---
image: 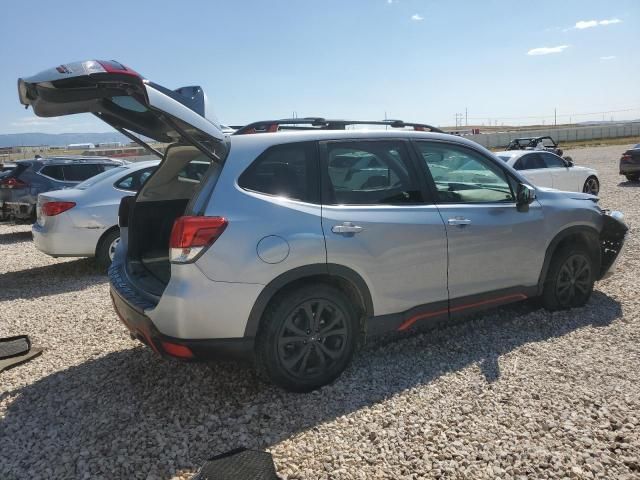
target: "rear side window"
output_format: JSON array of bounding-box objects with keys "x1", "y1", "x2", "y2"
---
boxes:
[
  {"x1": 39, "y1": 165, "x2": 65, "y2": 180},
  {"x1": 63, "y1": 164, "x2": 103, "y2": 181},
  {"x1": 514, "y1": 153, "x2": 546, "y2": 170},
  {"x1": 323, "y1": 140, "x2": 423, "y2": 205},
  {"x1": 238, "y1": 142, "x2": 318, "y2": 203},
  {"x1": 115, "y1": 167, "x2": 156, "y2": 192}
]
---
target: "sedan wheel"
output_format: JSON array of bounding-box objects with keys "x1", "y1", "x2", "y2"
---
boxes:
[
  {"x1": 583, "y1": 176, "x2": 599, "y2": 196},
  {"x1": 108, "y1": 236, "x2": 120, "y2": 261}
]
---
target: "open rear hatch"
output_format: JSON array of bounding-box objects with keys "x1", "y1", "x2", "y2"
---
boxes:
[{"x1": 19, "y1": 60, "x2": 229, "y2": 298}]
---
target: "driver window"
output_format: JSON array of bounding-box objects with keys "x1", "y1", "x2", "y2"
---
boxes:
[
  {"x1": 324, "y1": 141, "x2": 423, "y2": 205},
  {"x1": 416, "y1": 142, "x2": 515, "y2": 203}
]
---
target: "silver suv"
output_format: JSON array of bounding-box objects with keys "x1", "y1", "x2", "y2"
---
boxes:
[{"x1": 19, "y1": 61, "x2": 628, "y2": 391}]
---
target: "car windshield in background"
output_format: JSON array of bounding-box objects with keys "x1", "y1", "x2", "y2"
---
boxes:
[
  {"x1": 634, "y1": 144, "x2": 640, "y2": 149},
  {"x1": 76, "y1": 166, "x2": 128, "y2": 189}
]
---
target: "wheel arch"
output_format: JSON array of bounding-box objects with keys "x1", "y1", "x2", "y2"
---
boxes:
[
  {"x1": 536, "y1": 225, "x2": 601, "y2": 294},
  {"x1": 244, "y1": 264, "x2": 374, "y2": 338}
]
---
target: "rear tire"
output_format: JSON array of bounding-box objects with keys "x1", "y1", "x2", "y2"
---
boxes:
[
  {"x1": 542, "y1": 246, "x2": 594, "y2": 311},
  {"x1": 582, "y1": 176, "x2": 599, "y2": 196},
  {"x1": 255, "y1": 284, "x2": 358, "y2": 392},
  {"x1": 96, "y1": 229, "x2": 120, "y2": 270},
  {"x1": 625, "y1": 174, "x2": 640, "y2": 182}
]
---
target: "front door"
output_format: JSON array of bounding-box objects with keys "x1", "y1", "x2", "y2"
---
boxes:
[
  {"x1": 414, "y1": 141, "x2": 547, "y2": 311},
  {"x1": 513, "y1": 152, "x2": 553, "y2": 188},
  {"x1": 320, "y1": 139, "x2": 449, "y2": 323},
  {"x1": 539, "y1": 152, "x2": 575, "y2": 191}
]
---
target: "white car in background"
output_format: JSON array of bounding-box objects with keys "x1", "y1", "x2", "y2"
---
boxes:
[
  {"x1": 32, "y1": 160, "x2": 159, "y2": 268},
  {"x1": 495, "y1": 150, "x2": 600, "y2": 195}
]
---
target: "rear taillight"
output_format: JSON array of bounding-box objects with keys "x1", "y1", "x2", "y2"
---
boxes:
[
  {"x1": 0, "y1": 177, "x2": 28, "y2": 189},
  {"x1": 97, "y1": 60, "x2": 141, "y2": 78},
  {"x1": 169, "y1": 216, "x2": 228, "y2": 263},
  {"x1": 41, "y1": 201, "x2": 76, "y2": 217},
  {"x1": 621, "y1": 154, "x2": 632, "y2": 162}
]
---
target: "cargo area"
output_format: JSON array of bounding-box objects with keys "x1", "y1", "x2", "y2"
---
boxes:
[{"x1": 124, "y1": 144, "x2": 223, "y2": 296}]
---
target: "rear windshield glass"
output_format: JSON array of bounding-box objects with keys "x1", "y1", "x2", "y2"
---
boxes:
[{"x1": 76, "y1": 166, "x2": 128, "y2": 189}]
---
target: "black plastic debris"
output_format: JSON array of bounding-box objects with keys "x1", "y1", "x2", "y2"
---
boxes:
[
  {"x1": 193, "y1": 448, "x2": 279, "y2": 480},
  {"x1": 0, "y1": 335, "x2": 42, "y2": 372}
]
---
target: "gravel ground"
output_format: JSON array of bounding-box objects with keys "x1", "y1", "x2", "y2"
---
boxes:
[{"x1": 1, "y1": 143, "x2": 639, "y2": 479}]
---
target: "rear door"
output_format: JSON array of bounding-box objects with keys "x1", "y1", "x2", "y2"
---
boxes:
[
  {"x1": 513, "y1": 153, "x2": 552, "y2": 188},
  {"x1": 18, "y1": 60, "x2": 226, "y2": 160},
  {"x1": 320, "y1": 139, "x2": 449, "y2": 324}
]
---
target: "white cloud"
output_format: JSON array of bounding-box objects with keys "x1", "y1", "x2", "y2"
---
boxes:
[
  {"x1": 411, "y1": 14, "x2": 423, "y2": 21},
  {"x1": 572, "y1": 18, "x2": 622, "y2": 29},
  {"x1": 599, "y1": 18, "x2": 622, "y2": 25},
  {"x1": 575, "y1": 20, "x2": 598, "y2": 29},
  {"x1": 527, "y1": 45, "x2": 569, "y2": 56},
  {"x1": 600, "y1": 55, "x2": 616, "y2": 60},
  {"x1": 387, "y1": 0, "x2": 395, "y2": 4}
]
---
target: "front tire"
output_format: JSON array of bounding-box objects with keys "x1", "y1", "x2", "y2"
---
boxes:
[
  {"x1": 582, "y1": 176, "x2": 599, "y2": 196},
  {"x1": 256, "y1": 284, "x2": 358, "y2": 392},
  {"x1": 542, "y1": 246, "x2": 594, "y2": 310},
  {"x1": 96, "y1": 229, "x2": 120, "y2": 270}
]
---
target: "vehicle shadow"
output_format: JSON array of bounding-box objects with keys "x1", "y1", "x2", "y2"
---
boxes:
[
  {"x1": 0, "y1": 230, "x2": 32, "y2": 245},
  {"x1": 0, "y1": 258, "x2": 106, "y2": 301},
  {"x1": 0, "y1": 291, "x2": 622, "y2": 479},
  {"x1": 617, "y1": 180, "x2": 640, "y2": 188}
]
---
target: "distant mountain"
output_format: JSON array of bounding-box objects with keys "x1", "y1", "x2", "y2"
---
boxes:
[{"x1": 0, "y1": 132, "x2": 131, "y2": 148}]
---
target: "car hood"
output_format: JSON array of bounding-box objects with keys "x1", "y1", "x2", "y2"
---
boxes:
[{"x1": 535, "y1": 186, "x2": 598, "y2": 203}]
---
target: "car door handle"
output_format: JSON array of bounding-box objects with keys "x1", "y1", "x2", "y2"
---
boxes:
[
  {"x1": 448, "y1": 217, "x2": 472, "y2": 226},
  {"x1": 331, "y1": 222, "x2": 364, "y2": 234}
]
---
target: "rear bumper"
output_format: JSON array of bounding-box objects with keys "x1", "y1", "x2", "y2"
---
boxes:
[
  {"x1": 110, "y1": 286, "x2": 254, "y2": 361},
  {"x1": 32, "y1": 220, "x2": 100, "y2": 257},
  {"x1": 619, "y1": 162, "x2": 640, "y2": 175},
  {"x1": 1, "y1": 201, "x2": 34, "y2": 220},
  {"x1": 109, "y1": 263, "x2": 255, "y2": 361}
]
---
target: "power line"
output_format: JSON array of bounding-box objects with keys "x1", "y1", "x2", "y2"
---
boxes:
[{"x1": 466, "y1": 106, "x2": 640, "y2": 121}]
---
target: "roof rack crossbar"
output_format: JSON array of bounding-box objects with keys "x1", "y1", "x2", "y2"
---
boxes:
[{"x1": 233, "y1": 118, "x2": 444, "y2": 135}]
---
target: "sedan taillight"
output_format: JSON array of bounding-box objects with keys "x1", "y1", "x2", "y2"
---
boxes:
[
  {"x1": 0, "y1": 177, "x2": 28, "y2": 189},
  {"x1": 169, "y1": 216, "x2": 228, "y2": 263},
  {"x1": 621, "y1": 154, "x2": 632, "y2": 162},
  {"x1": 41, "y1": 201, "x2": 76, "y2": 216}
]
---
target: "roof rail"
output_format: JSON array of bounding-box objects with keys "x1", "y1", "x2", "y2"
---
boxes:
[{"x1": 232, "y1": 118, "x2": 444, "y2": 135}]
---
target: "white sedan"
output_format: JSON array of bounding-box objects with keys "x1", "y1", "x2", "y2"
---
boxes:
[
  {"x1": 495, "y1": 150, "x2": 599, "y2": 195},
  {"x1": 32, "y1": 160, "x2": 159, "y2": 268}
]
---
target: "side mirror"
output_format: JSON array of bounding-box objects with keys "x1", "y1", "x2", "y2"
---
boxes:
[
  {"x1": 516, "y1": 183, "x2": 536, "y2": 212},
  {"x1": 564, "y1": 157, "x2": 574, "y2": 167}
]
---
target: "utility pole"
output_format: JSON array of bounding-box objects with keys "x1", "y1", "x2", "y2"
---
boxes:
[
  {"x1": 465, "y1": 107, "x2": 468, "y2": 127},
  {"x1": 554, "y1": 108, "x2": 557, "y2": 126}
]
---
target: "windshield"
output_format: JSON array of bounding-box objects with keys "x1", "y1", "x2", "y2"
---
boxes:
[{"x1": 76, "y1": 166, "x2": 128, "y2": 189}]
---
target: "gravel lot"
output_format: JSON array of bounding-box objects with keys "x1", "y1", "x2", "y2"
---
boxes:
[{"x1": 1, "y1": 143, "x2": 639, "y2": 479}]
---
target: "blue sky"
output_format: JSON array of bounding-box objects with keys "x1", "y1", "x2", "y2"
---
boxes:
[{"x1": 1, "y1": 0, "x2": 638, "y2": 133}]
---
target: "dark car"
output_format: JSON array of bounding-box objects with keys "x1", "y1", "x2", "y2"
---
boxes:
[
  {"x1": 619, "y1": 144, "x2": 640, "y2": 181},
  {"x1": 0, "y1": 156, "x2": 125, "y2": 221},
  {"x1": 505, "y1": 136, "x2": 571, "y2": 161}
]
